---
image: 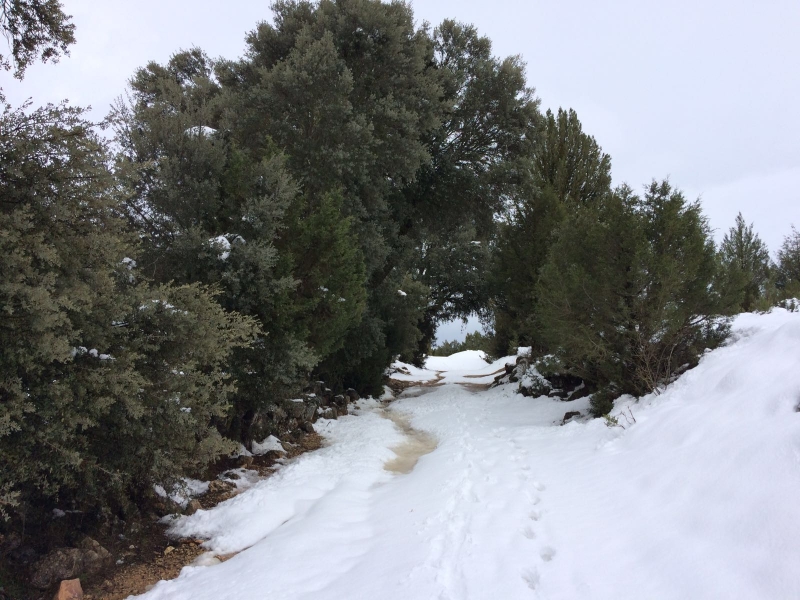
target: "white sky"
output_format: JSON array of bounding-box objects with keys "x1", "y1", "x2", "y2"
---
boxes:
[{"x1": 2, "y1": 0, "x2": 798, "y2": 342}]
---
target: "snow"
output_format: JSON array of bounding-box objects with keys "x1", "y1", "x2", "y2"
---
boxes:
[
  {"x1": 134, "y1": 309, "x2": 800, "y2": 600},
  {"x1": 208, "y1": 234, "x2": 246, "y2": 260},
  {"x1": 185, "y1": 126, "x2": 218, "y2": 137},
  {"x1": 208, "y1": 235, "x2": 231, "y2": 261},
  {"x1": 251, "y1": 435, "x2": 284, "y2": 455},
  {"x1": 153, "y1": 479, "x2": 211, "y2": 509}
]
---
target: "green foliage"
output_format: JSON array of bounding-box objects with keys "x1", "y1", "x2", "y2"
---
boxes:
[
  {"x1": 430, "y1": 330, "x2": 494, "y2": 357},
  {"x1": 492, "y1": 108, "x2": 612, "y2": 353},
  {"x1": 0, "y1": 0, "x2": 75, "y2": 78},
  {"x1": 718, "y1": 213, "x2": 773, "y2": 312},
  {"x1": 113, "y1": 49, "x2": 316, "y2": 436},
  {"x1": 0, "y1": 100, "x2": 257, "y2": 524},
  {"x1": 777, "y1": 226, "x2": 800, "y2": 295},
  {"x1": 282, "y1": 191, "x2": 367, "y2": 361},
  {"x1": 537, "y1": 180, "x2": 732, "y2": 404}
]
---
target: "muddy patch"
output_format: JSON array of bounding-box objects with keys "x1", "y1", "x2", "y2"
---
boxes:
[
  {"x1": 382, "y1": 411, "x2": 437, "y2": 474},
  {"x1": 462, "y1": 367, "x2": 506, "y2": 379}
]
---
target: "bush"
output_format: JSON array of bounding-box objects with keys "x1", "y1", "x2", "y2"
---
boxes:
[{"x1": 537, "y1": 180, "x2": 734, "y2": 400}]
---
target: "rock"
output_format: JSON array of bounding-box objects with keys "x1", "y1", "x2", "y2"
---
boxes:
[
  {"x1": 31, "y1": 537, "x2": 111, "y2": 588},
  {"x1": 208, "y1": 480, "x2": 234, "y2": 494},
  {"x1": 300, "y1": 421, "x2": 315, "y2": 433},
  {"x1": 163, "y1": 546, "x2": 175, "y2": 556},
  {"x1": 562, "y1": 411, "x2": 582, "y2": 424},
  {"x1": 185, "y1": 499, "x2": 203, "y2": 515},
  {"x1": 77, "y1": 537, "x2": 111, "y2": 576},
  {"x1": 30, "y1": 548, "x2": 83, "y2": 589},
  {"x1": 332, "y1": 395, "x2": 348, "y2": 415},
  {"x1": 303, "y1": 398, "x2": 319, "y2": 423},
  {"x1": 345, "y1": 388, "x2": 360, "y2": 402},
  {"x1": 237, "y1": 455, "x2": 254, "y2": 468},
  {"x1": 54, "y1": 579, "x2": 83, "y2": 600}
]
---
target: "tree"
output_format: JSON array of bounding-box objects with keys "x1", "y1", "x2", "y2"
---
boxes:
[
  {"x1": 0, "y1": 99, "x2": 257, "y2": 526},
  {"x1": 113, "y1": 49, "x2": 321, "y2": 440},
  {"x1": 718, "y1": 213, "x2": 772, "y2": 312},
  {"x1": 0, "y1": 0, "x2": 75, "y2": 78},
  {"x1": 777, "y1": 225, "x2": 800, "y2": 296},
  {"x1": 491, "y1": 108, "x2": 612, "y2": 354},
  {"x1": 537, "y1": 180, "x2": 732, "y2": 415}
]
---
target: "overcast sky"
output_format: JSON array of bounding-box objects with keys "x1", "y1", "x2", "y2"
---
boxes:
[{"x1": 2, "y1": 0, "x2": 798, "y2": 342}]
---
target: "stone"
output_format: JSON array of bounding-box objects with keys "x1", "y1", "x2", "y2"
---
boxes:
[
  {"x1": 54, "y1": 579, "x2": 83, "y2": 600},
  {"x1": 237, "y1": 455, "x2": 254, "y2": 468},
  {"x1": 303, "y1": 399, "x2": 319, "y2": 423},
  {"x1": 207, "y1": 480, "x2": 234, "y2": 494},
  {"x1": 185, "y1": 499, "x2": 203, "y2": 515},
  {"x1": 77, "y1": 537, "x2": 111, "y2": 576},
  {"x1": 163, "y1": 546, "x2": 175, "y2": 556},
  {"x1": 300, "y1": 421, "x2": 315, "y2": 433},
  {"x1": 345, "y1": 388, "x2": 360, "y2": 402},
  {"x1": 30, "y1": 548, "x2": 83, "y2": 589},
  {"x1": 562, "y1": 411, "x2": 582, "y2": 424}
]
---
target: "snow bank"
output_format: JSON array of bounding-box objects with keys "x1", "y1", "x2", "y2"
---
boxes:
[{"x1": 425, "y1": 349, "x2": 489, "y2": 371}]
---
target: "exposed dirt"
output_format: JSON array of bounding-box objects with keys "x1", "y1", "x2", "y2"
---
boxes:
[
  {"x1": 80, "y1": 433, "x2": 323, "y2": 600},
  {"x1": 462, "y1": 367, "x2": 506, "y2": 379}
]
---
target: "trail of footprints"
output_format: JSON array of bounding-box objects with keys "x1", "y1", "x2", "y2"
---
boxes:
[{"x1": 506, "y1": 435, "x2": 557, "y2": 592}]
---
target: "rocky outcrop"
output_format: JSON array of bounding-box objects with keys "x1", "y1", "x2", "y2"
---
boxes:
[
  {"x1": 30, "y1": 537, "x2": 111, "y2": 589},
  {"x1": 495, "y1": 354, "x2": 593, "y2": 402},
  {"x1": 246, "y1": 381, "x2": 356, "y2": 449}
]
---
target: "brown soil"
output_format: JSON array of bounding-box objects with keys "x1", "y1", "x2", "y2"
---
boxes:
[
  {"x1": 387, "y1": 373, "x2": 444, "y2": 395},
  {"x1": 81, "y1": 433, "x2": 323, "y2": 600},
  {"x1": 462, "y1": 367, "x2": 506, "y2": 379}
]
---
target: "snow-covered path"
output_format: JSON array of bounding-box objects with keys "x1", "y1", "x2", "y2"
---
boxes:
[{"x1": 138, "y1": 310, "x2": 800, "y2": 600}]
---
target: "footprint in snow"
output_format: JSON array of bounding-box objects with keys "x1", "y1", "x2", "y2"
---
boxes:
[
  {"x1": 521, "y1": 567, "x2": 540, "y2": 590},
  {"x1": 540, "y1": 546, "x2": 556, "y2": 562},
  {"x1": 529, "y1": 510, "x2": 541, "y2": 521},
  {"x1": 532, "y1": 481, "x2": 546, "y2": 491},
  {"x1": 521, "y1": 525, "x2": 536, "y2": 539}
]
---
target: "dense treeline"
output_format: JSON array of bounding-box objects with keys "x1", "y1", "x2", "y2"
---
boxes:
[{"x1": 2, "y1": 0, "x2": 800, "y2": 557}]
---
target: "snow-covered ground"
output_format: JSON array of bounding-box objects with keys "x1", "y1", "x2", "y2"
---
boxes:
[{"x1": 136, "y1": 309, "x2": 800, "y2": 600}]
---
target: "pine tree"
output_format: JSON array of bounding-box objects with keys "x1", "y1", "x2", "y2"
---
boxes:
[{"x1": 719, "y1": 213, "x2": 772, "y2": 312}]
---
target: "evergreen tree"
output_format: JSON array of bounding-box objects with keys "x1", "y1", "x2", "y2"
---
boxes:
[
  {"x1": 113, "y1": 49, "x2": 322, "y2": 439},
  {"x1": 537, "y1": 181, "x2": 731, "y2": 414},
  {"x1": 718, "y1": 213, "x2": 772, "y2": 312},
  {"x1": 0, "y1": 99, "x2": 257, "y2": 525},
  {"x1": 777, "y1": 225, "x2": 800, "y2": 296},
  {"x1": 0, "y1": 0, "x2": 75, "y2": 78},
  {"x1": 492, "y1": 108, "x2": 612, "y2": 354}
]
